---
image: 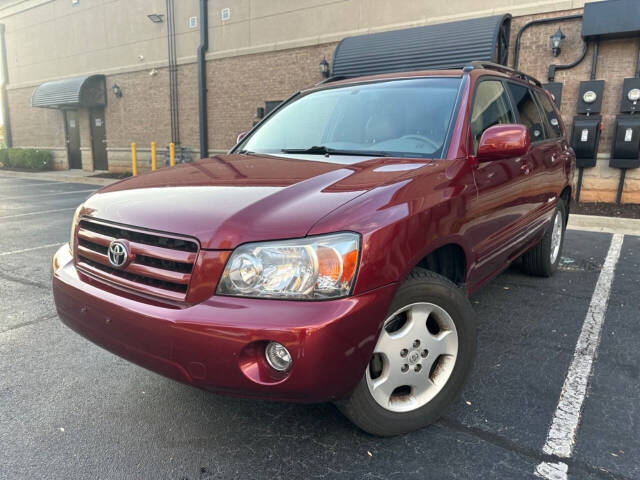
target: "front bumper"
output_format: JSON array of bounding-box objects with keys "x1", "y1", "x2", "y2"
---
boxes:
[{"x1": 52, "y1": 245, "x2": 397, "y2": 402}]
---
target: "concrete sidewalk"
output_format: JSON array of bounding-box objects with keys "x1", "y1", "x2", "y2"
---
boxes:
[{"x1": 0, "y1": 169, "x2": 118, "y2": 186}]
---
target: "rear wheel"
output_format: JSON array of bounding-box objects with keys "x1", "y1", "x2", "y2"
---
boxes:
[
  {"x1": 338, "y1": 269, "x2": 476, "y2": 436},
  {"x1": 521, "y1": 200, "x2": 566, "y2": 277}
]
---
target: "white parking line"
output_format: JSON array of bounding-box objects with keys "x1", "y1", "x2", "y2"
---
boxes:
[
  {"x1": 0, "y1": 243, "x2": 64, "y2": 257},
  {"x1": 0, "y1": 188, "x2": 96, "y2": 201},
  {"x1": 535, "y1": 233, "x2": 624, "y2": 479},
  {"x1": 0, "y1": 207, "x2": 76, "y2": 219}
]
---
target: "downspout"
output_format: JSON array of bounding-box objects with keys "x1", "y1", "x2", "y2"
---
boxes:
[
  {"x1": 197, "y1": 0, "x2": 209, "y2": 158},
  {"x1": 0, "y1": 24, "x2": 12, "y2": 148}
]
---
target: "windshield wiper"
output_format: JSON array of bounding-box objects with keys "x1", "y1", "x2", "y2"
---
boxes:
[{"x1": 280, "y1": 146, "x2": 391, "y2": 157}]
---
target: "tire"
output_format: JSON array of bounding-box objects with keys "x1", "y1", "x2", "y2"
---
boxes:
[
  {"x1": 337, "y1": 268, "x2": 476, "y2": 436},
  {"x1": 521, "y1": 200, "x2": 567, "y2": 277}
]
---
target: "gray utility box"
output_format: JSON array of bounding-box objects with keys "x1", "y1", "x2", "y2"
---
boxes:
[
  {"x1": 571, "y1": 116, "x2": 602, "y2": 168},
  {"x1": 610, "y1": 115, "x2": 640, "y2": 169}
]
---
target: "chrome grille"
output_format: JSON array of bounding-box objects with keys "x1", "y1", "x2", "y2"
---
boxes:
[{"x1": 75, "y1": 219, "x2": 199, "y2": 302}]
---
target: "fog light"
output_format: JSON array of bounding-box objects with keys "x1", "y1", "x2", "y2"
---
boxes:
[{"x1": 265, "y1": 342, "x2": 292, "y2": 372}]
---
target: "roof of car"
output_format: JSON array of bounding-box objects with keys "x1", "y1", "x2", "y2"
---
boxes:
[{"x1": 308, "y1": 64, "x2": 542, "y2": 93}]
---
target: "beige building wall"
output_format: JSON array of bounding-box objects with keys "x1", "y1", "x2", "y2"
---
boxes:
[{"x1": 1, "y1": 0, "x2": 598, "y2": 88}]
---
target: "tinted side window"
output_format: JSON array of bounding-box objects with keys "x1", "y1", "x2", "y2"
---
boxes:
[
  {"x1": 507, "y1": 83, "x2": 545, "y2": 142},
  {"x1": 535, "y1": 90, "x2": 563, "y2": 138},
  {"x1": 470, "y1": 80, "x2": 515, "y2": 153}
]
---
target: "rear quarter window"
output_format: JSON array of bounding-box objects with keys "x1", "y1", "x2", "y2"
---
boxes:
[
  {"x1": 535, "y1": 89, "x2": 563, "y2": 138},
  {"x1": 506, "y1": 83, "x2": 546, "y2": 142}
]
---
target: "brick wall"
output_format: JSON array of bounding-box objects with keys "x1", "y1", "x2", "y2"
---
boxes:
[
  {"x1": 105, "y1": 68, "x2": 172, "y2": 149},
  {"x1": 206, "y1": 42, "x2": 337, "y2": 152},
  {"x1": 7, "y1": 87, "x2": 65, "y2": 149}
]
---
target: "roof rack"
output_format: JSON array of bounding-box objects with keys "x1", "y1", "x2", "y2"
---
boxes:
[
  {"x1": 468, "y1": 61, "x2": 542, "y2": 87},
  {"x1": 316, "y1": 75, "x2": 348, "y2": 85}
]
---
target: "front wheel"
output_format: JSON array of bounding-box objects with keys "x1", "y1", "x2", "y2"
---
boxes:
[{"x1": 337, "y1": 269, "x2": 476, "y2": 436}]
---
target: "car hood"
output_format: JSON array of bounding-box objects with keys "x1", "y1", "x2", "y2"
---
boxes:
[{"x1": 82, "y1": 153, "x2": 432, "y2": 249}]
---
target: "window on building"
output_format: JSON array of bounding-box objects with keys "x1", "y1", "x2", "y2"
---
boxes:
[
  {"x1": 535, "y1": 90, "x2": 563, "y2": 138},
  {"x1": 470, "y1": 80, "x2": 515, "y2": 153},
  {"x1": 507, "y1": 83, "x2": 545, "y2": 142}
]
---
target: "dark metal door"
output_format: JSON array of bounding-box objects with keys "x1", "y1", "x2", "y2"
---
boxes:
[
  {"x1": 90, "y1": 108, "x2": 108, "y2": 170},
  {"x1": 64, "y1": 110, "x2": 81, "y2": 169}
]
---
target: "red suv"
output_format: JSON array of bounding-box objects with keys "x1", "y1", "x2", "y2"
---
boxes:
[{"x1": 52, "y1": 63, "x2": 574, "y2": 436}]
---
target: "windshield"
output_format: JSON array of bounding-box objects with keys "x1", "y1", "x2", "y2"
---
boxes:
[{"x1": 236, "y1": 77, "x2": 461, "y2": 158}]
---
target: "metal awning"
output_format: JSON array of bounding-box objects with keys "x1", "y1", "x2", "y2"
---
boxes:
[
  {"x1": 332, "y1": 14, "x2": 512, "y2": 78},
  {"x1": 32, "y1": 74, "x2": 106, "y2": 109}
]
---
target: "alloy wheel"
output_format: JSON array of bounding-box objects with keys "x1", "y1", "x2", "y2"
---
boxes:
[{"x1": 366, "y1": 302, "x2": 459, "y2": 413}]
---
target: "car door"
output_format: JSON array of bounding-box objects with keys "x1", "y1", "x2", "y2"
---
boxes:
[
  {"x1": 466, "y1": 78, "x2": 535, "y2": 288},
  {"x1": 505, "y1": 82, "x2": 553, "y2": 222}
]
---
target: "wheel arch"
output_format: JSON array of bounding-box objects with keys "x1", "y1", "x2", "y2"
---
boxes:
[{"x1": 410, "y1": 241, "x2": 468, "y2": 287}]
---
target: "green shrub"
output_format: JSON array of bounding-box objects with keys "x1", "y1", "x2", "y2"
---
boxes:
[{"x1": 0, "y1": 148, "x2": 53, "y2": 170}]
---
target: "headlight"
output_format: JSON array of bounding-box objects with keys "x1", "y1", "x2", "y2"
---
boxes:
[
  {"x1": 217, "y1": 232, "x2": 360, "y2": 299},
  {"x1": 69, "y1": 204, "x2": 83, "y2": 254}
]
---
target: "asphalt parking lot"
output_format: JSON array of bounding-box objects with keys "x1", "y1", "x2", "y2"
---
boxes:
[{"x1": 0, "y1": 175, "x2": 638, "y2": 480}]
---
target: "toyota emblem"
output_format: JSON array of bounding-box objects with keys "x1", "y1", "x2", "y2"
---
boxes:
[{"x1": 107, "y1": 240, "x2": 128, "y2": 268}]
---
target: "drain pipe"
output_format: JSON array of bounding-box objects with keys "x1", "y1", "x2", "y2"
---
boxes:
[
  {"x1": 0, "y1": 24, "x2": 12, "y2": 148},
  {"x1": 197, "y1": 0, "x2": 209, "y2": 158}
]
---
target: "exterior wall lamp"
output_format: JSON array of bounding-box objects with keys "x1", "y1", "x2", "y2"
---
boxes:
[
  {"x1": 550, "y1": 28, "x2": 566, "y2": 57},
  {"x1": 319, "y1": 57, "x2": 330, "y2": 78},
  {"x1": 147, "y1": 13, "x2": 164, "y2": 23},
  {"x1": 112, "y1": 84, "x2": 123, "y2": 98}
]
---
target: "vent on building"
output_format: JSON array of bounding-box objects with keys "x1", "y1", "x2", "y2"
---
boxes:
[
  {"x1": 189, "y1": 16, "x2": 197, "y2": 29},
  {"x1": 221, "y1": 8, "x2": 231, "y2": 21},
  {"x1": 332, "y1": 14, "x2": 511, "y2": 78}
]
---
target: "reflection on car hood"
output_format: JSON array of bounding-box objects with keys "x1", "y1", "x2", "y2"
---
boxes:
[{"x1": 81, "y1": 153, "x2": 432, "y2": 249}]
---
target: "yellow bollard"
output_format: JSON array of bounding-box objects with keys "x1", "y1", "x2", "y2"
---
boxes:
[
  {"x1": 169, "y1": 142, "x2": 176, "y2": 167},
  {"x1": 151, "y1": 142, "x2": 157, "y2": 171},
  {"x1": 131, "y1": 142, "x2": 138, "y2": 176}
]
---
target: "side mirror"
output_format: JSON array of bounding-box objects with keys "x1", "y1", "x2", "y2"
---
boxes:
[
  {"x1": 236, "y1": 131, "x2": 249, "y2": 144},
  {"x1": 476, "y1": 124, "x2": 530, "y2": 161}
]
